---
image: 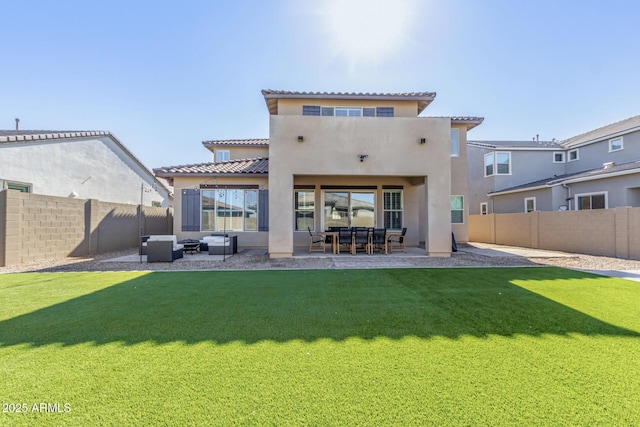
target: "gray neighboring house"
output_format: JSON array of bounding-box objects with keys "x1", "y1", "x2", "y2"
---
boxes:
[
  {"x1": 468, "y1": 115, "x2": 640, "y2": 214},
  {"x1": 0, "y1": 130, "x2": 171, "y2": 206}
]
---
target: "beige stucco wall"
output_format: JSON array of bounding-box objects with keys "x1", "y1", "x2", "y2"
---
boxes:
[
  {"x1": 276, "y1": 99, "x2": 422, "y2": 117},
  {"x1": 469, "y1": 207, "x2": 640, "y2": 259},
  {"x1": 268, "y1": 115, "x2": 453, "y2": 257},
  {"x1": 210, "y1": 146, "x2": 269, "y2": 161},
  {"x1": 171, "y1": 176, "x2": 269, "y2": 247},
  {"x1": 451, "y1": 125, "x2": 469, "y2": 243}
]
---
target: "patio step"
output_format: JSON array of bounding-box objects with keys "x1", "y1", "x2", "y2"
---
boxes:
[{"x1": 332, "y1": 257, "x2": 413, "y2": 269}]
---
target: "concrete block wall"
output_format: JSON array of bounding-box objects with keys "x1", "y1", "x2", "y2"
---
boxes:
[
  {"x1": 0, "y1": 190, "x2": 173, "y2": 267},
  {"x1": 469, "y1": 207, "x2": 639, "y2": 259}
]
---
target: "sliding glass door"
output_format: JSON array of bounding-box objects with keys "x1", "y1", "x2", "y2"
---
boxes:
[{"x1": 323, "y1": 191, "x2": 375, "y2": 229}]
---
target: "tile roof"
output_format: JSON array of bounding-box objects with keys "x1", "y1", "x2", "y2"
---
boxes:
[
  {"x1": 0, "y1": 130, "x2": 110, "y2": 143},
  {"x1": 560, "y1": 114, "x2": 640, "y2": 148},
  {"x1": 261, "y1": 89, "x2": 436, "y2": 115},
  {"x1": 489, "y1": 160, "x2": 640, "y2": 195},
  {"x1": 154, "y1": 157, "x2": 269, "y2": 177},
  {"x1": 202, "y1": 138, "x2": 269, "y2": 147}
]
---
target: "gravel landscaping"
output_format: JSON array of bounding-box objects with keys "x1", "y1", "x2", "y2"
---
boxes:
[{"x1": 2, "y1": 244, "x2": 640, "y2": 274}]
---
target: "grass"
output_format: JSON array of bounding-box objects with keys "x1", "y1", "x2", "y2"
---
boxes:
[{"x1": 0, "y1": 267, "x2": 639, "y2": 426}]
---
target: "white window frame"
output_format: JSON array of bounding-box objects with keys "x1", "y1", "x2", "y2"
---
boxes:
[
  {"x1": 553, "y1": 152, "x2": 565, "y2": 163},
  {"x1": 568, "y1": 149, "x2": 579, "y2": 162},
  {"x1": 215, "y1": 149, "x2": 230, "y2": 162},
  {"x1": 451, "y1": 195, "x2": 464, "y2": 224},
  {"x1": 484, "y1": 151, "x2": 511, "y2": 176},
  {"x1": 450, "y1": 129, "x2": 459, "y2": 157},
  {"x1": 294, "y1": 190, "x2": 315, "y2": 231},
  {"x1": 524, "y1": 197, "x2": 536, "y2": 213},
  {"x1": 484, "y1": 152, "x2": 494, "y2": 176},
  {"x1": 495, "y1": 152, "x2": 511, "y2": 175},
  {"x1": 3, "y1": 180, "x2": 32, "y2": 193},
  {"x1": 609, "y1": 137, "x2": 623, "y2": 152},
  {"x1": 574, "y1": 191, "x2": 608, "y2": 210},
  {"x1": 383, "y1": 190, "x2": 403, "y2": 230},
  {"x1": 480, "y1": 202, "x2": 488, "y2": 215}
]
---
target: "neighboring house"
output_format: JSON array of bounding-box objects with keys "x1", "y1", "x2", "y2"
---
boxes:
[
  {"x1": 468, "y1": 115, "x2": 640, "y2": 214},
  {"x1": 154, "y1": 90, "x2": 483, "y2": 257},
  {"x1": 0, "y1": 130, "x2": 171, "y2": 206}
]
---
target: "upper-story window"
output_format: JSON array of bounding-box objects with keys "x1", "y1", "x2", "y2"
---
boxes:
[
  {"x1": 215, "y1": 149, "x2": 230, "y2": 162},
  {"x1": 553, "y1": 152, "x2": 565, "y2": 163},
  {"x1": 609, "y1": 137, "x2": 623, "y2": 152},
  {"x1": 335, "y1": 107, "x2": 362, "y2": 117},
  {"x1": 568, "y1": 149, "x2": 579, "y2": 162},
  {"x1": 484, "y1": 151, "x2": 511, "y2": 176},
  {"x1": 303, "y1": 105, "x2": 394, "y2": 117},
  {"x1": 450, "y1": 129, "x2": 459, "y2": 157}
]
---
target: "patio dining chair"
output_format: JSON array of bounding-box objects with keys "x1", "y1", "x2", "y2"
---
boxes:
[
  {"x1": 387, "y1": 227, "x2": 407, "y2": 253},
  {"x1": 353, "y1": 227, "x2": 371, "y2": 254},
  {"x1": 338, "y1": 227, "x2": 353, "y2": 254},
  {"x1": 307, "y1": 227, "x2": 325, "y2": 253},
  {"x1": 371, "y1": 228, "x2": 387, "y2": 254}
]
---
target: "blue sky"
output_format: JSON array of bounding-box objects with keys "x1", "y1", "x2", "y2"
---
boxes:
[{"x1": 2, "y1": 0, "x2": 639, "y2": 170}]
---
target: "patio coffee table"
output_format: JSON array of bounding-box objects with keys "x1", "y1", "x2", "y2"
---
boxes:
[{"x1": 178, "y1": 239, "x2": 201, "y2": 254}]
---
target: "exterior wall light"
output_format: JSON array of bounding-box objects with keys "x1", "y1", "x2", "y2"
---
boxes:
[
  {"x1": 358, "y1": 154, "x2": 368, "y2": 162},
  {"x1": 419, "y1": 138, "x2": 427, "y2": 144},
  {"x1": 297, "y1": 136, "x2": 304, "y2": 142}
]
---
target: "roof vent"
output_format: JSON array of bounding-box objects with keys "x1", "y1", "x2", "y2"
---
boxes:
[
  {"x1": 603, "y1": 161, "x2": 615, "y2": 169},
  {"x1": 15, "y1": 118, "x2": 19, "y2": 130}
]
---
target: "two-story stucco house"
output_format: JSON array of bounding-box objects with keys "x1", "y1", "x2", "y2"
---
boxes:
[
  {"x1": 154, "y1": 90, "x2": 483, "y2": 258},
  {"x1": 468, "y1": 115, "x2": 640, "y2": 214}
]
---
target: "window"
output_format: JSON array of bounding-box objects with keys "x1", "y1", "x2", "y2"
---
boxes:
[
  {"x1": 496, "y1": 152, "x2": 511, "y2": 174},
  {"x1": 201, "y1": 189, "x2": 258, "y2": 231},
  {"x1": 525, "y1": 197, "x2": 536, "y2": 213},
  {"x1": 485, "y1": 151, "x2": 511, "y2": 176},
  {"x1": 484, "y1": 153, "x2": 494, "y2": 176},
  {"x1": 152, "y1": 201, "x2": 161, "y2": 208},
  {"x1": 450, "y1": 129, "x2": 459, "y2": 157},
  {"x1": 480, "y1": 202, "x2": 488, "y2": 215},
  {"x1": 324, "y1": 191, "x2": 376, "y2": 229},
  {"x1": 302, "y1": 106, "x2": 394, "y2": 117},
  {"x1": 335, "y1": 107, "x2": 362, "y2": 117},
  {"x1": 215, "y1": 150, "x2": 230, "y2": 162},
  {"x1": 451, "y1": 196, "x2": 464, "y2": 224},
  {"x1": 294, "y1": 190, "x2": 315, "y2": 231},
  {"x1": 609, "y1": 137, "x2": 623, "y2": 152},
  {"x1": 568, "y1": 149, "x2": 579, "y2": 162},
  {"x1": 376, "y1": 107, "x2": 394, "y2": 117},
  {"x1": 302, "y1": 105, "x2": 321, "y2": 116},
  {"x1": 5, "y1": 181, "x2": 31, "y2": 192},
  {"x1": 321, "y1": 107, "x2": 334, "y2": 116},
  {"x1": 383, "y1": 190, "x2": 403, "y2": 230},
  {"x1": 553, "y1": 152, "x2": 565, "y2": 163},
  {"x1": 576, "y1": 192, "x2": 607, "y2": 210}
]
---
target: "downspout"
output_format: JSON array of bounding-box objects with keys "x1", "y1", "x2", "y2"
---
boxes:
[{"x1": 562, "y1": 182, "x2": 571, "y2": 210}]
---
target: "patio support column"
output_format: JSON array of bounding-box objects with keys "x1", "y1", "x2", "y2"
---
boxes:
[
  {"x1": 425, "y1": 175, "x2": 452, "y2": 257},
  {"x1": 268, "y1": 172, "x2": 294, "y2": 258}
]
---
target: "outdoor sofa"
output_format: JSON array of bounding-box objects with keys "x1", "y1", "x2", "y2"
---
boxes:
[
  {"x1": 200, "y1": 234, "x2": 238, "y2": 255},
  {"x1": 146, "y1": 235, "x2": 184, "y2": 262}
]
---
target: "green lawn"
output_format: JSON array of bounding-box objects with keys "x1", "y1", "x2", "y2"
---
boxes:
[{"x1": 1, "y1": 268, "x2": 639, "y2": 426}]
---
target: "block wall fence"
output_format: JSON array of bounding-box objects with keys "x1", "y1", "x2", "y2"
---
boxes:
[
  {"x1": 0, "y1": 189, "x2": 173, "y2": 267},
  {"x1": 469, "y1": 207, "x2": 640, "y2": 259}
]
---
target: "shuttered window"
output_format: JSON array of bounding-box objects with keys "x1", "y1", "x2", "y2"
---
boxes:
[{"x1": 181, "y1": 189, "x2": 201, "y2": 231}]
